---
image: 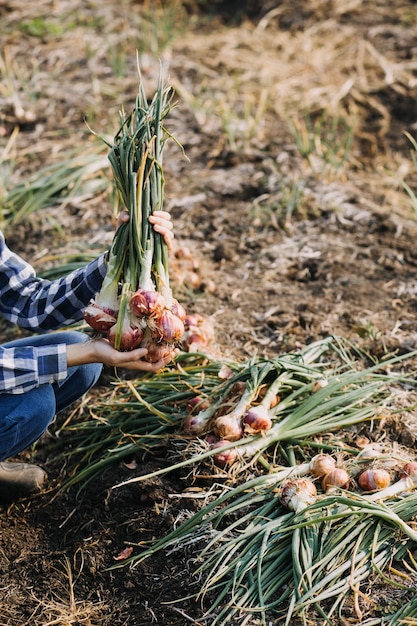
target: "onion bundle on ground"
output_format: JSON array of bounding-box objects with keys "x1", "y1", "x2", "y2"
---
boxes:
[
  {"x1": 111, "y1": 461, "x2": 417, "y2": 625},
  {"x1": 83, "y1": 70, "x2": 185, "y2": 358},
  {"x1": 57, "y1": 338, "x2": 417, "y2": 624}
]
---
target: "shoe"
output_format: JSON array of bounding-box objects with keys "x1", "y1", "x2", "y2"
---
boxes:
[{"x1": 0, "y1": 461, "x2": 47, "y2": 500}]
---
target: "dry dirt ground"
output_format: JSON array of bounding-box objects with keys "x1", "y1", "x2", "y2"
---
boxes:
[{"x1": 2, "y1": 1, "x2": 417, "y2": 624}]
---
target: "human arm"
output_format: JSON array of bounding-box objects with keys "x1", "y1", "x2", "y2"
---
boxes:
[
  {"x1": 0, "y1": 235, "x2": 107, "y2": 332},
  {"x1": 0, "y1": 339, "x2": 179, "y2": 394},
  {"x1": 66, "y1": 339, "x2": 179, "y2": 373},
  {"x1": 0, "y1": 344, "x2": 67, "y2": 394}
]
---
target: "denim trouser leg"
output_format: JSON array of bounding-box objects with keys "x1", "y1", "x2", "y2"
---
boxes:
[{"x1": 0, "y1": 331, "x2": 102, "y2": 461}]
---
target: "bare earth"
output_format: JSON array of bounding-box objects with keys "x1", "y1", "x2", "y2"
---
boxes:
[{"x1": 1, "y1": 1, "x2": 417, "y2": 624}]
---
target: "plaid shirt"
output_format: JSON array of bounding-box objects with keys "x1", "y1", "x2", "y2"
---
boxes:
[{"x1": 0, "y1": 231, "x2": 107, "y2": 394}]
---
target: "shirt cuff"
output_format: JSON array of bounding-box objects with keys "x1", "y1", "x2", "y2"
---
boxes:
[{"x1": 37, "y1": 344, "x2": 68, "y2": 386}]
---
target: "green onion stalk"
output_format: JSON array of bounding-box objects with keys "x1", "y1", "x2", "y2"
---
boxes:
[
  {"x1": 57, "y1": 338, "x2": 416, "y2": 491},
  {"x1": 109, "y1": 468, "x2": 417, "y2": 625},
  {"x1": 83, "y1": 67, "x2": 186, "y2": 358},
  {"x1": 115, "y1": 341, "x2": 417, "y2": 486}
]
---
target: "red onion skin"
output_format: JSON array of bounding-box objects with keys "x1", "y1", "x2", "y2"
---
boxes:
[
  {"x1": 107, "y1": 323, "x2": 143, "y2": 351},
  {"x1": 243, "y1": 405, "x2": 272, "y2": 433},
  {"x1": 399, "y1": 462, "x2": 417, "y2": 479},
  {"x1": 186, "y1": 397, "x2": 210, "y2": 414},
  {"x1": 151, "y1": 310, "x2": 185, "y2": 342},
  {"x1": 184, "y1": 313, "x2": 205, "y2": 329},
  {"x1": 183, "y1": 413, "x2": 210, "y2": 435},
  {"x1": 170, "y1": 298, "x2": 187, "y2": 322},
  {"x1": 182, "y1": 314, "x2": 214, "y2": 352},
  {"x1": 84, "y1": 303, "x2": 118, "y2": 333},
  {"x1": 130, "y1": 289, "x2": 166, "y2": 317},
  {"x1": 182, "y1": 330, "x2": 209, "y2": 352},
  {"x1": 211, "y1": 440, "x2": 238, "y2": 467},
  {"x1": 141, "y1": 340, "x2": 173, "y2": 363},
  {"x1": 358, "y1": 468, "x2": 391, "y2": 492}
]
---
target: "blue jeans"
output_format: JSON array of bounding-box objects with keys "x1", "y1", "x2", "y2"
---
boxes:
[{"x1": 0, "y1": 331, "x2": 102, "y2": 461}]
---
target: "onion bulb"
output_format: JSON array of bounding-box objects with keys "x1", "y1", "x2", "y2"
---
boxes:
[
  {"x1": 186, "y1": 396, "x2": 210, "y2": 414},
  {"x1": 358, "y1": 468, "x2": 391, "y2": 492},
  {"x1": 214, "y1": 413, "x2": 244, "y2": 442},
  {"x1": 183, "y1": 401, "x2": 212, "y2": 435},
  {"x1": 141, "y1": 339, "x2": 174, "y2": 363},
  {"x1": 321, "y1": 468, "x2": 350, "y2": 492},
  {"x1": 130, "y1": 289, "x2": 166, "y2": 317},
  {"x1": 150, "y1": 309, "x2": 185, "y2": 342},
  {"x1": 364, "y1": 461, "x2": 417, "y2": 502},
  {"x1": 211, "y1": 440, "x2": 239, "y2": 468},
  {"x1": 107, "y1": 314, "x2": 144, "y2": 351},
  {"x1": 84, "y1": 302, "x2": 118, "y2": 333},
  {"x1": 280, "y1": 478, "x2": 317, "y2": 512},
  {"x1": 243, "y1": 405, "x2": 272, "y2": 433},
  {"x1": 170, "y1": 298, "x2": 187, "y2": 322},
  {"x1": 182, "y1": 313, "x2": 215, "y2": 353},
  {"x1": 309, "y1": 454, "x2": 336, "y2": 478},
  {"x1": 399, "y1": 462, "x2": 417, "y2": 479}
]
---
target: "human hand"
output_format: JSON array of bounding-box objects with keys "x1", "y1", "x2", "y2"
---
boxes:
[
  {"x1": 115, "y1": 209, "x2": 174, "y2": 249},
  {"x1": 148, "y1": 210, "x2": 174, "y2": 249},
  {"x1": 67, "y1": 339, "x2": 179, "y2": 373}
]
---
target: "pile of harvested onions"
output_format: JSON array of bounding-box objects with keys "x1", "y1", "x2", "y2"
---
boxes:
[
  {"x1": 113, "y1": 455, "x2": 417, "y2": 625},
  {"x1": 58, "y1": 337, "x2": 417, "y2": 623},
  {"x1": 83, "y1": 69, "x2": 186, "y2": 360}
]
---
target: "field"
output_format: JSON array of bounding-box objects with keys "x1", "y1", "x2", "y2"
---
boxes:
[{"x1": 2, "y1": 1, "x2": 417, "y2": 624}]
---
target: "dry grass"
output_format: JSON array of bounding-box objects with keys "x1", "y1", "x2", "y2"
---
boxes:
[
  {"x1": 0, "y1": 556, "x2": 108, "y2": 626},
  {"x1": 27, "y1": 557, "x2": 108, "y2": 626},
  {"x1": 2, "y1": 0, "x2": 417, "y2": 229}
]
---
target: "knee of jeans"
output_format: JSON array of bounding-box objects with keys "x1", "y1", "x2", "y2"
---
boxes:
[
  {"x1": 0, "y1": 387, "x2": 56, "y2": 460},
  {"x1": 83, "y1": 362, "x2": 103, "y2": 388},
  {"x1": 29, "y1": 388, "x2": 57, "y2": 433}
]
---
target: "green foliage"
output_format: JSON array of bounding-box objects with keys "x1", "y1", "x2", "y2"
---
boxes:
[
  {"x1": 0, "y1": 149, "x2": 109, "y2": 227},
  {"x1": 136, "y1": 1, "x2": 189, "y2": 56},
  {"x1": 288, "y1": 110, "x2": 353, "y2": 173},
  {"x1": 19, "y1": 17, "x2": 73, "y2": 37}
]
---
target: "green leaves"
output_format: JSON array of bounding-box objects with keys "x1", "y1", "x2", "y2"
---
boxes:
[{"x1": 56, "y1": 337, "x2": 417, "y2": 623}]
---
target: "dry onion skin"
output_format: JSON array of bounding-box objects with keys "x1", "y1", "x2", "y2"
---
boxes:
[
  {"x1": 280, "y1": 478, "x2": 317, "y2": 512},
  {"x1": 321, "y1": 468, "x2": 350, "y2": 492},
  {"x1": 358, "y1": 468, "x2": 392, "y2": 492},
  {"x1": 308, "y1": 454, "x2": 336, "y2": 478}
]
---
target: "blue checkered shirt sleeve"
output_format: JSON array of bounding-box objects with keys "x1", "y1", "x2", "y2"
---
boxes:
[{"x1": 0, "y1": 231, "x2": 107, "y2": 393}]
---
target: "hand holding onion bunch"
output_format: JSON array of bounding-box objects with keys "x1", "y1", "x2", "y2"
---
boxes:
[
  {"x1": 83, "y1": 70, "x2": 186, "y2": 363},
  {"x1": 69, "y1": 210, "x2": 178, "y2": 373}
]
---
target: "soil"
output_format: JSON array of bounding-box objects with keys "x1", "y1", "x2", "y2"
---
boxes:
[{"x1": 2, "y1": 1, "x2": 417, "y2": 624}]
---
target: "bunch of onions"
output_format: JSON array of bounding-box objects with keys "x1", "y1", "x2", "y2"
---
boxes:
[
  {"x1": 83, "y1": 69, "x2": 186, "y2": 358},
  {"x1": 214, "y1": 369, "x2": 290, "y2": 442}
]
